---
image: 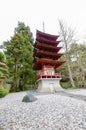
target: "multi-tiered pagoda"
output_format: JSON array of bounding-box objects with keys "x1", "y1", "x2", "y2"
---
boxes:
[{"x1": 33, "y1": 30, "x2": 64, "y2": 93}]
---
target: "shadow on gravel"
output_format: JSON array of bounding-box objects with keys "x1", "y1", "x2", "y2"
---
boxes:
[
  {"x1": 57, "y1": 91, "x2": 86, "y2": 101},
  {"x1": 24, "y1": 90, "x2": 86, "y2": 102}
]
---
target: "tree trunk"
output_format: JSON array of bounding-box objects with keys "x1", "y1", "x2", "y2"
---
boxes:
[
  {"x1": 13, "y1": 60, "x2": 20, "y2": 91},
  {"x1": 58, "y1": 20, "x2": 76, "y2": 88},
  {"x1": 66, "y1": 53, "x2": 75, "y2": 88},
  {"x1": 65, "y1": 39, "x2": 75, "y2": 88}
]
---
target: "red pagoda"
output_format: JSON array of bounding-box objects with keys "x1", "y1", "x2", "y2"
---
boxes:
[{"x1": 33, "y1": 30, "x2": 64, "y2": 93}]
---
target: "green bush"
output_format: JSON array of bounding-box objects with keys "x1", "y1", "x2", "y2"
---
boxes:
[
  {"x1": 0, "y1": 88, "x2": 9, "y2": 98},
  {"x1": 60, "y1": 81, "x2": 72, "y2": 89}
]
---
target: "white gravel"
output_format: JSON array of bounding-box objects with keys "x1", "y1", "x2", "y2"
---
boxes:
[
  {"x1": 64, "y1": 89, "x2": 86, "y2": 96},
  {"x1": 0, "y1": 90, "x2": 86, "y2": 130}
]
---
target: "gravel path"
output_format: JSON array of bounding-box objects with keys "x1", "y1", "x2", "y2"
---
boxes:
[{"x1": 0, "y1": 89, "x2": 86, "y2": 130}]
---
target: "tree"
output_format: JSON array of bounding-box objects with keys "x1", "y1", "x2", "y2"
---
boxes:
[
  {"x1": 0, "y1": 51, "x2": 9, "y2": 88},
  {"x1": 69, "y1": 43, "x2": 86, "y2": 87},
  {"x1": 1, "y1": 22, "x2": 36, "y2": 91},
  {"x1": 58, "y1": 20, "x2": 76, "y2": 88},
  {"x1": 0, "y1": 51, "x2": 5, "y2": 62}
]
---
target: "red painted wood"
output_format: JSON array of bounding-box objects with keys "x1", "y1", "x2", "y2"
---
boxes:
[
  {"x1": 33, "y1": 58, "x2": 65, "y2": 70},
  {"x1": 33, "y1": 30, "x2": 65, "y2": 75},
  {"x1": 36, "y1": 37, "x2": 60, "y2": 46},
  {"x1": 35, "y1": 43, "x2": 62, "y2": 52},
  {"x1": 36, "y1": 30, "x2": 59, "y2": 41}
]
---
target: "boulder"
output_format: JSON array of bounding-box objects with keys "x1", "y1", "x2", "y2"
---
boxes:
[{"x1": 22, "y1": 91, "x2": 37, "y2": 102}]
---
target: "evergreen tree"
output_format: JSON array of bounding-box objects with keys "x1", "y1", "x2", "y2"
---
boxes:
[
  {"x1": 0, "y1": 51, "x2": 9, "y2": 88},
  {"x1": 1, "y1": 22, "x2": 36, "y2": 91}
]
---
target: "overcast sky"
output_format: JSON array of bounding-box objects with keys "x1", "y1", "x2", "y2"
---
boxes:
[{"x1": 0, "y1": 0, "x2": 86, "y2": 44}]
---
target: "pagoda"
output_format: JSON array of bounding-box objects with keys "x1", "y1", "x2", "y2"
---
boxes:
[{"x1": 33, "y1": 30, "x2": 64, "y2": 93}]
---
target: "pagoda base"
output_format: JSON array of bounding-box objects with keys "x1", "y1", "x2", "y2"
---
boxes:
[{"x1": 37, "y1": 78, "x2": 63, "y2": 93}]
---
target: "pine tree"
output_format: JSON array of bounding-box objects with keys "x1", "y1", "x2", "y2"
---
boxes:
[
  {"x1": 0, "y1": 52, "x2": 9, "y2": 88},
  {"x1": 1, "y1": 22, "x2": 36, "y2": 91}
]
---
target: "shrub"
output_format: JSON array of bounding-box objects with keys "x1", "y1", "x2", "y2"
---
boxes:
[
  {"x1": 0, "y1": 88, "x2": 9, "y2": 98},
  {"x1": 60, "y1": 81, "x2": 72, "y2": 89}
]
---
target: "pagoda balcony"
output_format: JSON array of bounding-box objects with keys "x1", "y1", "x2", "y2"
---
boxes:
[
  {"x1": 35, "y1": 43, "x2": 62, "y2": 53},
  {"x1": 36, "y1": 73, "x2": 61, "y2": 80}
]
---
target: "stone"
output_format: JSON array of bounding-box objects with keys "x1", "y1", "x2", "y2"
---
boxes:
[{"x1": 22, "y1": 91, "x2": 37, "y2": 102}]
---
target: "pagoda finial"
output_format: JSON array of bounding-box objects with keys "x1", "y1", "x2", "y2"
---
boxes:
[{"x1": 43, "y1": 21, "x2": 45, "y2": 33}]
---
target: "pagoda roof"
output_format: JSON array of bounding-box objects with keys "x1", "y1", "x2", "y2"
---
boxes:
[
  {"x1": 34, "y1": 50, "x2": 63, "y2": 60},
  {"x1": 33, "y1": 58, "x2": 65, "y2": 70},
  {"x1": 35, "y1": 43, "x2": 61, "y2": 53},
  {"x1": 36, "y1": 37, "x2": 60, "y2": 47},
  {"x1": 36, "y1": 30, "x2": 59, "y2": 41}
]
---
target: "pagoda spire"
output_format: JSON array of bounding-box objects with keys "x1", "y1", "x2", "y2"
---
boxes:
[{"x1": 43, "y1": 21, "x2": 45, "y2": 33}]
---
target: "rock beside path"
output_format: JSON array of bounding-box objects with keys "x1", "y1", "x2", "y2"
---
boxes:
[{"x1": 22, "y1": 91, "x2": 37, "y2": 102}]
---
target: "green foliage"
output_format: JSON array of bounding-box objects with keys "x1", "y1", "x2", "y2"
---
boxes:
[
  {"x1": 69, "y1": 43, "x2": 86, "y2": 88},
  {"x1": 1, "y1": 22, "x2": 36, "y2": 92},
  {"x1": 56, "y1": 42, "x2": 86, "y2": 89},
  {"x1": 59, "y1": 43, "x2": 86, "y2": 89},
  {"x1": 0, "y1": 52, "x2": 5, "y2": 62},
  {"x1": 0, "y1": 88, "x2": 9, "y2": 98},
  {"x1": 0, "y1": 71, "x2": 3, "y2": 77},
  {"x1": 0, "y1": 51, "x2": 9, "y2": 89},
  {"x1": 60, "y1": 81, "x2": 72, "y2": 89}
]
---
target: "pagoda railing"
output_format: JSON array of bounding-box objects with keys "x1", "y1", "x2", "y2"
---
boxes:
[{"x1": 36, "y1": 73, "x2": 61, "y2": 80}]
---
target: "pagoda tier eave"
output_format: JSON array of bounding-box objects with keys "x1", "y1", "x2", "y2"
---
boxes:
[
  {"x1": 36, "y1": 30, "x2": 59, "y2": 41},
  {"x1": 35, "y1": 43, "x2": 62, "y2": 53},
  {"x1": 33, "y1": 58, "x2": 65, "y2": 70},
  {"x1": 36, "y1": 37, "x2": 60, "y2": 47},
  {"x1": 34, "y1": 50, "x2": 63, "y2": 60}
]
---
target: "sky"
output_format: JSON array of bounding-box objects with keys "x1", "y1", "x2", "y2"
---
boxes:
[{"x1": 0, "y1": 0, "x2": 86, "y2": 44}]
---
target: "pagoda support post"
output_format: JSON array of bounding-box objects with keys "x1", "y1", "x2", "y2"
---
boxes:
[{"x1": 37, "y1": 78, "x2": 63, "y2": 93}]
